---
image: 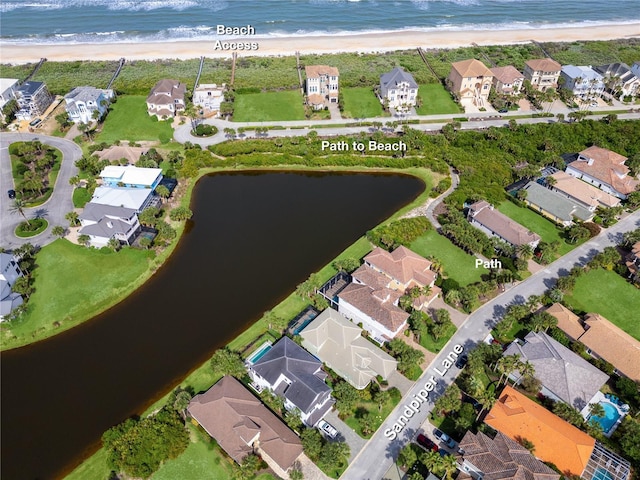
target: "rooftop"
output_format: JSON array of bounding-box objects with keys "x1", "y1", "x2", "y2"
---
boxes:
[
  {"x1": 64, "y1": 86, "x2": 109, "y2": 104},
  {"x1": 380, "y1": 67, "x2": 418, "y2": 89},
  {"x1": 561, "y1": 65, "x2": 603, "y2": 82},
  {"x1": 99, "y1": 165, "x2": 162, "y2": 187},
  {"x1": 468, "y1": 200, "x2": 541, "y2": 246},
  {"x1": 490, "y1": 65, "x2": 524, "y2": 84},
  {"x1": 305, "y1": 65, "x2": 339, "y2": 78},
  {"x1": 549, "y1": 172, "x2": 620, "y2": 208},
  {"x1": 364, "y1": 246, "x2": 435, "y2": 287},
  {"x1": 568, "y1": 146, "x2": 638, "y2": 195},
  {"x1": 91, "y1": 186, "x2": 153, "y2": 211},
  {"x1": 452, "y1": 59, "x2": 493, "y2": 77},
  {"x1": 522, "y1": 182, "x2": 593, "y2": 222},
  {"x1": 525, "y1": 58, "x2": 562, "y2": 72}
]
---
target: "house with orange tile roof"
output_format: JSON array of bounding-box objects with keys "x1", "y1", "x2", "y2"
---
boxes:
[
  {"x1": 490, "y1": 66, "x2": 524, "y2": 95},
  {"x1": 523, "y1": 58, "x2": 562, "y2": 92},
  {"x1": 544, "y1": 303, "x2": 585, "y2": 340},
  {"x1": 548, "y1": 171, "x2": 620, "y2": 210},
  {"x1": 447, "y1": 59, "x2": 493, "y2": 108},
  {"x1": 305, "y1": 65, "x2": 339, "y2": 109},
  {"x1": 485, "y1": 386, "x2": 596, "y2": 477},
  {"x1": 565, "y1": 146, "x2": 639, "y2": 200}
]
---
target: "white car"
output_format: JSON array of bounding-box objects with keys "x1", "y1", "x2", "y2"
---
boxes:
[{"x1": 317, "y1": 419, "x2": 339, "y2": 439}]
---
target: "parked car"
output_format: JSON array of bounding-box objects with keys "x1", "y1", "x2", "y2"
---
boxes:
[
  {"x1": 7, "y1": 189, "x2": 16, "y2": 199},
  {"x1": 498, "y1": 108, "x2": 508, "y2": 113},
  {"x1": 29, "y1": 118, "x2": 42, "y2": 128},
  {"x1": 317, "y1": 419, "x2": 338, "y2": 439},
  {"x1": 416, "y1": 434, "x2": 439, "y2": 452},
  {"x1": 455, "y1": 354, "x2": 468, "y2": 369},
  {"x1": 434, "y1": 428, "x2": 457, "y2": 449}
]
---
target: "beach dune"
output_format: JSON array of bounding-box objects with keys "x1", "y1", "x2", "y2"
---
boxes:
[{"x1": 3, "y1": 23, "x2": 640, "y2": 64}]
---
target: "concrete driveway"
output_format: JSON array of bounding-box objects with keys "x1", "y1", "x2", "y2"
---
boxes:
[
  {"x1": 0, "y1": 132, "x2": 81, "y2": 249},
  {"x1": 323, "y1": 409, "x2": 367, "y2": 463}
]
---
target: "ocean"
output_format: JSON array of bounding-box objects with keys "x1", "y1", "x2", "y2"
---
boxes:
[{"x1": 1, "y1": 0, "x2": 639, "y2": 45}]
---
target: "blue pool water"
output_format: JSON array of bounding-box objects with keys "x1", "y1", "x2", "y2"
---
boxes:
[
  {"x1": 593, "y1": 467, "x2": 614, "y2": 480},
  {"x1": 247, "y1": 343, "x2": 272, "y2": 364},
  {"x1": 589, "y1": 401, "x2": 621, "y2": 433}
]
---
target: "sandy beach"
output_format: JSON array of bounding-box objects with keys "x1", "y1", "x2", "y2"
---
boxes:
[{"x1": 3, "y1": 23, "x2": 640, "y2": 64}]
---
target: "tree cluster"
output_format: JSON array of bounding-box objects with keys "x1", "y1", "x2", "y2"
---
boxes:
[
  {"x1": 366, "y1": 217, "x2": 432, "y2": 251},
  {"x1": 301, "y1": 428, "x2": 350, "y2": 474}
]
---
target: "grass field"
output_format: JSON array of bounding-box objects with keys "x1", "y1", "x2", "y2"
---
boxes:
[
  {"x1": 419, "y1": 322, "x2": 457, "y2": 353},
  {"x1": 565, "y1": 269, "x2": 640, "y2": 340},
  {"x1": 233, "y1": 91, "x2": 305, "y2": 122},
  {"x1": 2, "y1": 240, "x2": 151, "y2": 349},
  {"x1": 72, "y1": 187, "x2": 91, "y2": 208},
  {"x1": 416, "y1": 84, "x2": 462, "y2": 115},
  {"x1": 410, "y1": 230, "x2": 488, "y2": 286},
  {"x1": 497, "y1": 201, "x2": 574, "y2": 255},
  {"x1": 341, "y1": 87, "x2": 384, "y2": 118},
  {"x1": 96, "y1": 96, "x2": 174, "y2": 144}
]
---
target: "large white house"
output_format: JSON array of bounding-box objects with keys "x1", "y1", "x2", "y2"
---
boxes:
[
  {"x1": 64, "y1": 86, "x2": 114, "y2": 124},
  {"x1": 192, "y1": 83, "x2": 225, "y2": 114},
  {"x1": 146, "y1": 79, "x2": 186, "y2": 119},
  {"x1": 0, "y1": 78, "x2": 19, "y2": 121},
  {"x1": 79, "y1": 204, "x2": 141, "y2": 248},
  {"x1": 379, "y1": 67, "x2": 418, "y2": 110},
  {"x1": 594, "y1": 63, "x2": 640, "y2": 99},
  {"x1": 91, "y1": 186, "x2": 156, "y2": 212},
  {"x1": 15, "y1": 81, "x2": 54, "y2": 121},
  {"x1": 560, "y1": 65, "x2": 605, "y2": 100},
  {"x1": 99, "y1": 165, "x2": 163, "y2": 189},
  {"x1": 0, "y1": 253, "x2": 24, "y2": 322}
]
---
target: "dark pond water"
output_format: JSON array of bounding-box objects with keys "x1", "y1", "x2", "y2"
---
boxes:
[{"x1": 1, "y1": 171, "x2": 424, "y2": 480}]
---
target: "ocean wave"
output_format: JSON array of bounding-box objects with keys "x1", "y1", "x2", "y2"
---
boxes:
[
  {"x1": 2, "y1": 18, "x2": 640, "y2": 45},
  {"x1": 0, "y1": 0, "x2": 228, "y2": 13}
]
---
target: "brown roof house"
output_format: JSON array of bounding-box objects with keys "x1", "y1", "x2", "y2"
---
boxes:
[
  {"x1": 300, "y1": 308, "x2": 397, "y2": 390},
  {"x1": 337, "y1": 246, "x2": 441, "y2": 343},
  {"x1": 188, "y1": 376, "x2": 303, "y2": 474},
  {"x1": 447, "y1": 59, "x2": 493, "y2": 108},
  {"x1": 625, "y1": 241, "x2": 640, "y2": 284},
  {"x1": 305, "y1": 65, "x2": 339, "y2": 109},
  {"x1": 456, "y1": 430, "x2": 560, "y2": 480},
  {"x1": 523, "y1": 58, "x2": 562, "y2": 92},
  {"x1": 146, "y1": 79, "x2": 186, "y2": 119},
  {"x1": 490, "y1": 66, "x2": 524, "y2": 95},
  {"x1": 248, "y1": 336, "x2": 335, "y2": 427},
  {"x1": 548, "y1": 171, "x2": 620, "y2": 210},
  {"x1": 545, "y1": 303, "x2": 585, "y2": 342},
  {"x1": 565, "y1": 146, "x2": 639, "y2": 199},
  {"x1": 467, "y1": 200, "x2": 541, "y2": 249}
]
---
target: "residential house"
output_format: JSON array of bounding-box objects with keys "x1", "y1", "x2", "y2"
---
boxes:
[
  {"x1": 91, "y1": 186, "x2": 156, "y2": 212},
  {"x1": 560, "y1": 65, "x2": 605, "y2": 100},
  {"x1": 490, "y1": 66, "x2": 524, "y2": 95},
  {"x1": 96, "y1": 144, "x2": 149, "y2": 164},
  {"x1": 248, "y1": 336, "x2": 335, "y2": 427},
  {"x1": 64, "y1": 86, "x2": 113, "y2": 124},
  {"x1": 146, "y1": 79, "x2": 186, "y2": 118},
  {"x1": 547, "y1": 307, "x2": 640, "y2": 382},
  {"x1": 15, "y1": 81, "x2": 54, "y2": 120},
  {"x1": 187, "y1": 376, "x2": 303, "y2": 473},
  {"x1": 0, "y1": 78, "x2": 19, "y2": 121},
  {"x1": 548, "y1": 171, "x2": 620, "y2": 211},
  {"x1": 79, "y1": 203, "x2": 141, "y2": 248},
  {"x1": 523, "y1": 58, "x2": 562, "y2": 92},
  {"x1": 338, "y1": 246, "x2": 440, "y2": 342},
  {"x1": 467, "y1": 200, "x2": 541, "y2": 249},
  {"x1": 485, "y1": 386, "x2": 596, "y2": 477},
  {"x1": 99, "y1": 165, "x2": 163, "y2": 189},
  {"x1": 0, "y1": 253, "x2": 24, "y2": 322},
  {"x1": 593, "y1": 63, "x2": 640, "y2": 99},
  {"x1": 192, "y1": 83, "x2": 225, "y2": 114},
  {"x1": 447, "y1": 59, "x2": 493, "y2": 107},
  {"x1": 300, "y1": 308, "x2": 397, "y2": 390},
  {"x1": 379, "y1": 67, "x2": 419, "y2": 110},
  {"x1": 521, "y1": 181, "x2": 593, "y2": 226},
  {"x1": 503, "y1": 331, "x2": 609, "y2": 410},
  {"x1": 455, "y1": 430, "x2": 560, "y2": 480},
  {"x1": 625, "y1": 241, "x2": 640, "y2": 283},
  {"x1": 631, "y1": 62, "x2": 640, "y2": 81},
  {"x1": 305, "y1": 65, "x2": 339, "y2": 109},
  {"x1": 565, "y1": 146, "x2": 639, "y2": 199}
]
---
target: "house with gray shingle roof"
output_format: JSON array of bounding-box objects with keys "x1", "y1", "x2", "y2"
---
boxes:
[
  {"x1": 0, "y1": 253, "x2": 24, "y2": 322},
  {"x1": 379, "y1": 67, "x2": 418, "y2": 110},
  {"x1": 64, "y1": 86, "x2": 114, "y2": 124},
  {"x1": 248, "y1": 336, "x2": 335, "y2": 427},
  {"x1": 504, "y1": 331, "x2": 609, "y2": 411},
  {"x1": 456, "y1": 430, "x2": 560, "y2": 480},
  {"x1": 593, "y1": 63, "x2": 640, "y2": 99},
  {"x1": 79, "y1": 203, "x2": 141, "y2": 248},
  {"x1": 146, "y1": 79, "x2": 186, "y2": 119},
  {"x1": 521, "y1": 182, "x2": 593, "y2": 226}
]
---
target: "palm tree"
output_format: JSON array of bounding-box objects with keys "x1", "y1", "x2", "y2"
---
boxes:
[
  {"x1": 475, "y1": 389, "x2": 496, "y2": 421},
  {"x1": 51, "y1": 225, "x2": 66, "y2": 237},
  {"x1": 441, "y1": 454, "x2": 459, "y2": 480},
  {"x1": 10, "y1": 198, "x2": 30, "y2": 226},
  {"x1": 155, "y1": 185, "x2": 170, "y2": 203},
  {"x1": 65, "y1": 211, "x2": 80, "y2": 227},
  {"x1": 420, "y1": 450, "x2": 443, "y2": 474},
  {"x1": 588, "y1": 402, "x2": 605, "y2": 419},
  {"x1": 515, "y1": 360, "x2": 535, "y2": 384},
  {"x1": 77, "y1": 234, "x2": 90, "y2": 246},
  {"x1": 496, "y1": 354, "x2": 520, "y2": 386}
]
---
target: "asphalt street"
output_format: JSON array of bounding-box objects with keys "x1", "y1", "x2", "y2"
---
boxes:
[
  {"x1": 341, "y1": 209, "x2": 640, "y2": 480},
  {"x1": 0, "y1": 133, "x2": 81, "y2": 249}
]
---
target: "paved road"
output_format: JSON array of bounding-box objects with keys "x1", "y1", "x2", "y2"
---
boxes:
[
  {"x1": 341, "y1": 210, "x2": 640, "y2": 480},
  {"x1": 0, "y1": 133, "x2": 81, "y2": 249}
]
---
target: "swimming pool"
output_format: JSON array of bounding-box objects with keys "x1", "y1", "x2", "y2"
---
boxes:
[
  {"x1": 246, "y1": 342, "x2": 272, "y2": 365},
  {"x1": 592, "y1": 467, "x2": 614, "y2": 480},
  {"x1": 589, "y1": 400, "x2": 621, "y2": 434}
]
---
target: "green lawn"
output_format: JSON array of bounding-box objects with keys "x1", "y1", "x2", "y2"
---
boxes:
[
  {"x1": 565, "y1": 269, "x2": 640, "y2": 340},
  {"x1": 97, "y1": 95, "x2": 174, "y2": 144},
  {"x1": 1, "y1": 240, "x2": 151, "y2": 349},
  {"x1": 416, "y1": 84, "x2": 462, "y2": 115},
  {"x1": 233, "y1": 91, "x2": 305, "y2": 122},
  {"x1": 419, "y1": 322, "x2": 457, "y2": 353},
  {"x1": 497, "y1": 201, "x2": 574, "y2": 255},
  {"x1": 410, "y1": 230, "x2": 488, "y2": 286},
  {"x1": 72, "y1": 187, "x2": 92, "y2": 208},
  {"x1": 343, "y1": 387, "x2": 402, "y2": 439},
  {"x1": 341, "y1": 87, "x2": 384, "y2": 118}
]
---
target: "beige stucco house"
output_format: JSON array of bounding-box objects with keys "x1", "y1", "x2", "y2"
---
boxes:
[
  {"x1": 490, "y1": 65, "x2": 524, "y2": 95},
  {"x1": 523, "y1": 58, "x2": 562, "y2": 91},
  {"x1": 447, "y1": 59, "x2": 493, "y2": 108},
  {"x1": 305, "y1": 65, "x2": 339, "y2": 109}
]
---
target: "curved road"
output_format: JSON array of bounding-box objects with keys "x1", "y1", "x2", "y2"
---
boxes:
[{"x1": 0, "y1": 133, "x2": 81, "y2": 249}]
